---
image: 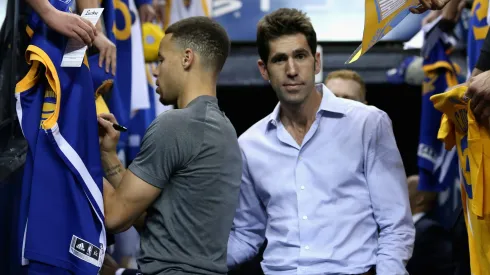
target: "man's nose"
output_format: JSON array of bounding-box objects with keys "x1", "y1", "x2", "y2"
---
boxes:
[
  {"x1": 152, "y1": 66, "x2": 158, "y2": 77},
  {"x1": 286, "y1": 58, "x2": 298, "y2": 77}
]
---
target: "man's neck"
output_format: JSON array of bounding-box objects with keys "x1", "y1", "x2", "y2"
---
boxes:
[
  {"x1": 177, "y1": 73, "x2": 217, "y2": 109},
  {"x1": 280, "y1": 88, "x2": 322, "y2": 131}
]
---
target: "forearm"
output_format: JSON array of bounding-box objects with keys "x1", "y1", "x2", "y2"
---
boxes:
[
  {"x1": 375, "y1": 225, "x2": 414, "y2": 274},
  {"x1": 441, "y1": 0, "x2": 462, "y2": 21},
  {"x1": 103, "y1": 179, "x2": 134, "y2": 233},
  {"x1": 227, "y1": 231, "x2": 262, "y2": 270},
  {"x1": 75, "y1": 0, "x2": 103, "y2": 30},
  {"x1": 102, "y1": 152, "x2": 126, "y2": 189},
  {"x1": 471, "y1": 68, "x2": 484, "y2": 78},
  {"x1": 367, "y1": 113, "x2": 415, "y2": 274},
  {"x1": 476, "y1": 31, "x2": 490, "y2": 73}
]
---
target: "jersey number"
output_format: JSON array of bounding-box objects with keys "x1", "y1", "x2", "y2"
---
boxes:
[
  {"x1": 113, "y1": 0, "x2": 132, "y2": 41},
  {"x1": 472, "y1": 0, "x2": 489, "y2": 40},
  {"x1": 461, "y1": 135, "x2": 473, "y2": 199}
]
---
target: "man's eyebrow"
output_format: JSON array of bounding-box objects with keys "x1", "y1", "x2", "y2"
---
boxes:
[
  {"x1": 293, "y1": 48, "x2": 309, "y2": 55},
  {"x1": 270, "y1": 52, "x2": 287, "y2": 61}
]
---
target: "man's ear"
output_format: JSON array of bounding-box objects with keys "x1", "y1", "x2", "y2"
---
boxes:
[
  {"x1": 182, "y1": 48, "x2": 194, "y2": 70},
  {"x1": 314, "y1": 51, "x2": 321, "y2": 75},
  {"x1": 257, "y1": 59, "x2": 270, "y2": 81}
]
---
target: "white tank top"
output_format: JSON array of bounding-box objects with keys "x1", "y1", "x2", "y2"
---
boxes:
[{"x1": 164, "y1": 0, "x2": 210, "y2": 28}]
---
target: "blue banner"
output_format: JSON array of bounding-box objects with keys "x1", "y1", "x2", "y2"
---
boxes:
[{"x1": 212, "y1": 0, "x2": 424, "y2": 42}]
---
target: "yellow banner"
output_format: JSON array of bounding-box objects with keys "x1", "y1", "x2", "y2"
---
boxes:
[{"x1": 346, "y1": 0, "x2": 420, "y2": 64}]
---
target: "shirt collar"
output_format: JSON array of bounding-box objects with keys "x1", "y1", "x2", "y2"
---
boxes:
[
  {"x1": 186, "y1": 95, "x2": 218, "y2": 108},
  {"x1": 267, "y1": 83, "x2": 347, "y2": 128},
  {"x1": 412, "y1": 212, "x2": 425, "y2": 224}
]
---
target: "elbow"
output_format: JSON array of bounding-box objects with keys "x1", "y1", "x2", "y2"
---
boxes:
[
  {"x1": 105, "y1": 213, "x2": 122, "y2": 234},
  {"x1": 105, "y1": 215, "x2": 132, "y2": 234},
  {"x1": 104, "y1": 206, "x2": 132, "y2": 234}
]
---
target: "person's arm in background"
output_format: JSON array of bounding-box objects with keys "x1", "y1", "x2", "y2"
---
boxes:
[
  {"x1": 421, "y1": 0, "x2": 464, "y2": 26},
  {"x1": 76, "y1": 0, "x2": 117, "y2": 75},
  {"x1": 153, "y1": 0, "x2": 166, "y2": 25},
  {"x1": 466, "y1": 31, "x2": 490, "y2": 127},
  {"x1": 473, "y1": 30, "x2": 490, "y2": 77},
  {"x1": 25, "y1": 0, "x2": 97, "y2": 45},
  {"x1": 411, "y1": 0, "x2": 453, "y2": 14},
  {"x1": 365, "y1": 111, "x2": 415, "y2": 275},
  {"x1": 134, "y1": 0, "x2": 156, "y2": 23},
  {"x1": 227, "y1": 148, "x2": 267, "y2": 270}
]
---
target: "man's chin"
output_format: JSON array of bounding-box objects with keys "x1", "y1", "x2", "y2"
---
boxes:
[
  {"x1": 159, "y1": 97, "x2": 176, "y2": 106},
  {"x1": 279, "y1": 93, "x2": 307, "y2": 106}
]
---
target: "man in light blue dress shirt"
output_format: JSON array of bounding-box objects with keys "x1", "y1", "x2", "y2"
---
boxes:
[{"x1": 227, "y1": 8, "x2": 415, "y2": 275}]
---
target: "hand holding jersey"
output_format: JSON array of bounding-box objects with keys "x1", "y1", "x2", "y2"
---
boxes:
[
  {"x1": 467, "y1": 70, "x2": 490, "y2": 129},
  {"x1": 410, "y1": 0, "x2": 452, "y2": 14}
]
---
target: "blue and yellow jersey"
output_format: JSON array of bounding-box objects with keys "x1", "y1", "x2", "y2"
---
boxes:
[
  {"x1": 15, "y1": 0, "x2": 106, "y2": 273},
  {"x1": 431, "y1": 85, "x2": 490, "y2": 275},
  {"x1": 468, "y1": 0, "x2": 490, "y2": 75},
  {"x1": 417, "y1": 17, "x2": 461, "y2": 195},
  {"x1": 111, "y1": 0, "x2": 152, "y2": 160}
]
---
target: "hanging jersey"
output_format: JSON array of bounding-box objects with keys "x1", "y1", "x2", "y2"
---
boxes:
[
  {"x1": 15, "y1": 2, "x2": 106, "y2": 273},
  {"x1": 163, "y1": 0, "x2": 210, "y2": 29},
  {"x1": 418, "y1": 17, "x2": 460, "y2": 195},
  {"x1": 113, "y1": 0, "x2": 151, "y2": 165},
  {"x1": 430, "y1": 85, "x2": 490, "y2": 275},
  {"x1": 100, "y1": 0, "x2": 116, "y2": 43},
  {"x1": 467, "y1": 0, "x2": 490, "y2": 77},
  {"x1": 98, "y1": 0, "x2": 124, "y2": 126},
  {"x1": 88, "y1": 54, "x2": 113, "y2": 115}
]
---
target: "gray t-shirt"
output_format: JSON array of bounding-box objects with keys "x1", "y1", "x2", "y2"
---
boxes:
[{"x1": 128, "y1": 96, "x2": 242, "y2": 275}]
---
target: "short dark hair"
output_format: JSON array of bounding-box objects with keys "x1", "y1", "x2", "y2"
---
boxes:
[
  {"x1": 165, "y1": 16, "x2": 230, "y2": 72},
  {"x1": 256, "y1": 8, "x2": 317, "y2": 64}
]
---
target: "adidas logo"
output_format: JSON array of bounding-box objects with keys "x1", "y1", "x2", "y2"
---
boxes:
[{"x1": 76, "y1": 243, "x2": 85, "y2": 251}]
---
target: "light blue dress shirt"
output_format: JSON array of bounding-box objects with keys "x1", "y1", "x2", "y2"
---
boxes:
[{"x1": 227, "y1": 84, "x2": 415, "y2": 275}]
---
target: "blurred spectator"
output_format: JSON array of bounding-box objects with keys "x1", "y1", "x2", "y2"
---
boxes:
[
  {"x1": 324, "y1": 70, "x2": 367, "y2": 104},
  {"x1": 405, "y1": 175, "x2": 453, "y2": 275}
]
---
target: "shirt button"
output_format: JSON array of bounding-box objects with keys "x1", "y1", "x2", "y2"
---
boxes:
[
  {"x1": 305, "y1": 245, "x2": 310, "y2": 250},
  {"x1": 300, "y1": 185, "x2": 305, "y2": 190},
  {"x1": 302, "y1": 215, "x2": 308, "y2": 220}
]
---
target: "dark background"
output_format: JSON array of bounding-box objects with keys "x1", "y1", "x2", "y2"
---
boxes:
[{"x1": 217, "y1": 83, "x2": 422, "y2": 177}]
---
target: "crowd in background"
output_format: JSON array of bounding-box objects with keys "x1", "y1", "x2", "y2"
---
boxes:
[{"x1": 2, "y1": 0, "x2": 490, "y2": 274}]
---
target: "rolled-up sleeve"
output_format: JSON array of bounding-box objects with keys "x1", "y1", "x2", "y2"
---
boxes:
[
  {"x1": 227, "y1": 147, "x2": 267, "y2": 269},
  {"x1": 365, "y1": 112, "x2": 415, "y2": 275}
]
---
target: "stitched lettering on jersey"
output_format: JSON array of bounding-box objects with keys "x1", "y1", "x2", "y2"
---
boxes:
[
  {"x1": 40, "y1": 87, "x2": 56, "y2": 129},
  {"x1": 454, "y1": 108, "x2": 469, "y2": 133},
  {"x1": 69, "y1": 235, "x2": 103, "y2": 267},
  {"x1": 460, "y1": 134, "x2": 473, "y2": 199}
]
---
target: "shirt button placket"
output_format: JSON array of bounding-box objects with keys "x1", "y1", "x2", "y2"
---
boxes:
[{"x1": 296, "y1": 151, "x2": 309, "y2": 267}]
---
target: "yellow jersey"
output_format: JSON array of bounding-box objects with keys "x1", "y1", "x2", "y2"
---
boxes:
[{"x1": 431, "y1": 85, "x2": 490, "y2": 275}]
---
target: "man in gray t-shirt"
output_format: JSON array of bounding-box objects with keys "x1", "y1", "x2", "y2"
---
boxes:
[{"x1": 97, "y1": 17, "x2": 241, "y2": 275}]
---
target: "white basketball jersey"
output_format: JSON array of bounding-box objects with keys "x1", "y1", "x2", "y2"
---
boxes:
[{"x1": 164, "y1": 0, "x2": 210, "y2": 28}]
